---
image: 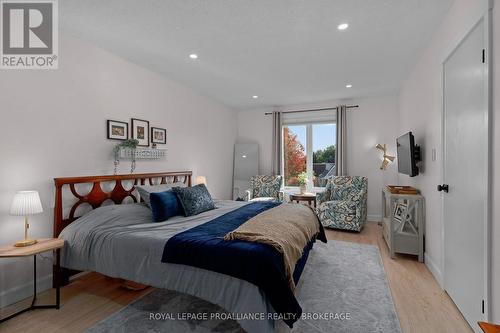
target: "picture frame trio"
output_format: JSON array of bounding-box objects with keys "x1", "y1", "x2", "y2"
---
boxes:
[{"x1": 107, "y1": 118, "x2": 166, "y2": 146}]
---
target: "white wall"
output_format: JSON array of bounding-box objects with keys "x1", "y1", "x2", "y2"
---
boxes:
[
  {"x1": 398, "y1": 0, "x2": 500, "y2": 322},
  {"x1": 237, "y1": 110, "x2": 273, "y2": 175},
  {"x1": 0, "y1": 34, "x2": 237, "y2": 306},
  {"x1": 237, "y1": 95, "x2": 399, "y2": 221}
]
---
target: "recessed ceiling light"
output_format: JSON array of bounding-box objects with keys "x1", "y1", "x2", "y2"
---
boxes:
[
  {"x1": 337, "y1": 23, "x2": 349, "y2": 30},
  {"x1": 346, "y1": 84, "x2": 352, "y2": 88},
  {"x1": 252, "y1": 95, "x2": 259, "y2": 99},
  {"x1": 189, "y1": 54, "x2": 198, "y2": 59}
]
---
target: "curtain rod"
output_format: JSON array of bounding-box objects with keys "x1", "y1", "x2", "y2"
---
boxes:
[{"x1": 264, "y1": 105, "x2": 359, "y2": 115}]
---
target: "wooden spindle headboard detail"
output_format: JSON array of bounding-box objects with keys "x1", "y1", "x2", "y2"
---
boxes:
[{"x1": 53, "y1": 171, "x2": 192, "y2": 237}]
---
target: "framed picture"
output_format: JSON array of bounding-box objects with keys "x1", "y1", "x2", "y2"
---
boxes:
[
  {"x1": 131, "y1": 118, "x2": 150, "y2": 147},
  {"x1": 107, "y1": 120, "x2": 128, "y2": 140},
  {"x1": 151, "y1": 127, "x2": 167, "y2": 144},
  {"x1": 393, "y1": 201, "x2": 408, "y2": 222}
]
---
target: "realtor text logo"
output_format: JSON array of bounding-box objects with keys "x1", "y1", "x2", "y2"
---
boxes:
[{"x1": 1, "y1": 0, "x2": 58, "y2": 69}]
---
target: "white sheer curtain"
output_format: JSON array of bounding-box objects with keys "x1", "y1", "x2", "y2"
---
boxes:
[{"x1": 335, "y1": 105, "x2": 347, "y2": 176}]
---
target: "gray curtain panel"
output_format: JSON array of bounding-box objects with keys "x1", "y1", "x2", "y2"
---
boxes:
[
  {"x1": 271, "y1": 111, "x2": 282, "y2": 176},
  {"x1": 335, "y1": 105, "x2": 347, "y2": 176}
]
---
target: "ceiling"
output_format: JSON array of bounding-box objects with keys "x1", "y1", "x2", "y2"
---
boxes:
[{"x1": 60, "y1": 0, "x2": 453, "y2": 110}]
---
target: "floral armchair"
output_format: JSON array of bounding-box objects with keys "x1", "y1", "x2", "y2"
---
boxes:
[
  {"x1": 245, "y1": 175, "x2": 284, "y2": 202},
  {"x1": 316, "y1": 176, "x2": 368, "y2": 232}
]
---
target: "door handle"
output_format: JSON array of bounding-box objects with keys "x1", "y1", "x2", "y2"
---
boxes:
[{"x1": 437, "y1": 184, "x2": 449, "y2": 193}]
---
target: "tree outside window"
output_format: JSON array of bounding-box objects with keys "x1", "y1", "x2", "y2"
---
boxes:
[
  {"x1": 313, "y1": 144, "x2": 336, "y2": 187},
  {"x1": 283, "y1": 126, "x2": 306, "y2": 186}
]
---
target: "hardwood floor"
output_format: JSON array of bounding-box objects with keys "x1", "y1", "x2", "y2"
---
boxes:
[
  {"x1": 324, "y1": 223, "x2": 473, "y2": 333},
  {"x1": 0, "y1": 223, "x2": 473, "y2": 333}
]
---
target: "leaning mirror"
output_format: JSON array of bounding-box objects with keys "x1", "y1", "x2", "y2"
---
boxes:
[{"x1": 233, "y1": 143, "x2": 259, "y2": 200}]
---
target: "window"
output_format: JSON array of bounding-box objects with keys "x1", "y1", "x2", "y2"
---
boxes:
[
  {"x1": 312, "y1": 123, "x2": 336, "y2": 187},
  {"x1": 282, "y1": 122, "x2": 336, "y2": 188}
]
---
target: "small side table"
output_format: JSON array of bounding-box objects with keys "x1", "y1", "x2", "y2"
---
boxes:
[
  {"x1": 478, "y1": 321, "x2": 500, "y2": 333},
  {"x1": 0, "y1": 238, "x2": 64, "y2": 322},
  {"x1": 381, "y1": 188, "x2": 425, "y2": 262},
  {"x1": 289, "y1": 193, "x2": 317, "y2": 207}
]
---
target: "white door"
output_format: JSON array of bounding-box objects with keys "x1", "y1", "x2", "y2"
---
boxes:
[{"x1": 443, "y1": 18, "x2": 488, "y2": 331}]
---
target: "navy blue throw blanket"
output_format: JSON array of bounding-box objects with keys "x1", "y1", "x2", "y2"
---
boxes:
[{"x1": 162, "y1": 202, "x2": 327, "y2": 328}]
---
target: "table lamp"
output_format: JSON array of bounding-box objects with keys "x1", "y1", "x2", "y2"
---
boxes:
[
  {"x1": 196, "y1": 176, "x2": 207, "y2": 186},
  {"x1": 10, "y1": 191, "x2": 43, "y2": 247}
]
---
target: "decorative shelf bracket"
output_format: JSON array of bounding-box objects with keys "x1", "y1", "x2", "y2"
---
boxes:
[{"x1": 119, "y1": 148, "x2": 166, "y2": 159}]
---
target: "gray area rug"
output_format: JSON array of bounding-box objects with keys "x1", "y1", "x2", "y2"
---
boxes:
[{"x1": 86, "y1": 240, "x2": 401, "y2": 333}]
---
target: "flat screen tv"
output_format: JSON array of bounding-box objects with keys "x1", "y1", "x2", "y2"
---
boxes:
[{"x1": 396, "y1": 132, "x2": 420, "y2": 177}]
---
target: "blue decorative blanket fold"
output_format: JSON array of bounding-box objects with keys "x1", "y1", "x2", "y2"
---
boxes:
[{"x1": 161, "y1": 201, "x2": 327, "y2": 328}]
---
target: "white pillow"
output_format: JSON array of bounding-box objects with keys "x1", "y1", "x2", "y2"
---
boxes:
[{"x1": 136, "y1": 182, "x2": 186, "y2": 207}]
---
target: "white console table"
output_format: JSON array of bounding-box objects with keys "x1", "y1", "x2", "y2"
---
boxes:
[{"x1": 381, "y1": 188, "x2": 425, "y2": 262}]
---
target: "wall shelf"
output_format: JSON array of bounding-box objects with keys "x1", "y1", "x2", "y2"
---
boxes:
[{"x1": 119, "y1": 148, "x2": 166, "y2": 159}]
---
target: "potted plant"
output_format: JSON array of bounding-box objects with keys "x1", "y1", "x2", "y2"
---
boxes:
[
  {"x1": 297, "y1": 172, "x2": 308, "y2": 194},
  {"x1": 113, "y1": 139, "x2": 139, "y2": 174}
]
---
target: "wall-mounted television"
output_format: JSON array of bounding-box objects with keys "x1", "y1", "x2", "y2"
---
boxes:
[{"x1": 396, "y1": 132, "x2": 420, "y2": 177}]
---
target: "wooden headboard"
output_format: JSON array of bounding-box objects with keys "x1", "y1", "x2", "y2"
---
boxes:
[{"x1": 53, "y1": 171, "x2": 192, "y2": 237}]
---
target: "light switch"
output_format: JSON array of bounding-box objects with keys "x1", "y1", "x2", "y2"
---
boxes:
[{"x1": 432, "y1": 148, "x2": 436, "y2": 162}]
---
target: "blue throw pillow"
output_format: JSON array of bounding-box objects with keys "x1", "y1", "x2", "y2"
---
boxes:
[
  {"x1": 149, "y1": 190, "x2": 183, "y2": 222},
  {"x1": 172, "y1": 184, "x2": 216, "y2": 216}
]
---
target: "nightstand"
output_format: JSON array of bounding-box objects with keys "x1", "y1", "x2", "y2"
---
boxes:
[
  {"x1": 381, "y1": 188, "x2": 425, "y2": 262},
  {"x1": 289, "y1": 193, "x2": 317, "y2": 207},
  {"x1": 0, "y1": 238, "x2": 64, "y2": 322}
]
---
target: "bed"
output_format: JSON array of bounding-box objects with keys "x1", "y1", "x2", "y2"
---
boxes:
[{"x1": 53, "y1": 171, "x2": 326, "y2": 333}]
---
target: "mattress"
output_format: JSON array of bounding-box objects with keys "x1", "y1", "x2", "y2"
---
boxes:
[{"x1": 59, "y1": 200, "x2": 276, "y2": 333}]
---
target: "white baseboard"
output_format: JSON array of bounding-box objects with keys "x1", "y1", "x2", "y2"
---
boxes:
[
  {"x1": 0, "y1": 274, "x2": 53, "y2": 307},
  {"x1": 367, "y1": 214, "x2": 382, "y2": 222},
  {"x1": 424, "y1": 252, "x2": 444, "y2": 288},
  {"x1": 70, "y1": 271, "x2": 89, "y2": 281}
]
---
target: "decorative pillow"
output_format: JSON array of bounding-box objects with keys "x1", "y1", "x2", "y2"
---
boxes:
[
  {"x1": 136, "y1": 182, "x2": 186, "y2": 207},
  {"x1": 149, "y1": 190, "x2": 183, "y2": 222},
  {"x1": 172, "y1": 184, "x2": 215, "y2": 217}
]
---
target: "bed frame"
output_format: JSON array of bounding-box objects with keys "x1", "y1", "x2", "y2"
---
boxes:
[{"x1": 53, "y1": 171, "x2": 192, "y2": 285}]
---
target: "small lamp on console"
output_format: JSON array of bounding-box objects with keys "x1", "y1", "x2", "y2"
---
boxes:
[
  {"x1": 10, "y1": 191, "x2": 43, "y2": 247},
  {"x1": 375, "y1": 144, "x2": 396, "y2": 170},
  {"x1": 196, "y1": 176, "x2": 207, "y2": 186}
]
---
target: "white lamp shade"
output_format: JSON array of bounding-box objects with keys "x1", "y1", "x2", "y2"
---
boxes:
[
  {"x1": 10, "y1": 191, "x2": 43, "y2": 216},
  {"x1": 196, "y1": 176, "x2": 207, "y2": 185}
]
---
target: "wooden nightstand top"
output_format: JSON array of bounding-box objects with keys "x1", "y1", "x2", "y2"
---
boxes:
[
  {"x1": 478, "y1": 322, "x2": 500, "y2": 333},
  {"x1": 0, "y1": 238, "x2": 64, "y2": 257},
  {"x1": 289, "y1": 193, "x2": 316, "y2": 199}
]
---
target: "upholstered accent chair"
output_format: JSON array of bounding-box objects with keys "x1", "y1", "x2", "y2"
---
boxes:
[
  {"x1": 245, "y1": 175, "x2": 284, "y2": 202},
  {"x1": 316, "y1": 176, "x2": 368, "y2": 232}
]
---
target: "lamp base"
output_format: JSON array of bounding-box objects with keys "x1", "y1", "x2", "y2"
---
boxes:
[{"x1": 14, "y1": 239, "x2": 37, "y2": 247}]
